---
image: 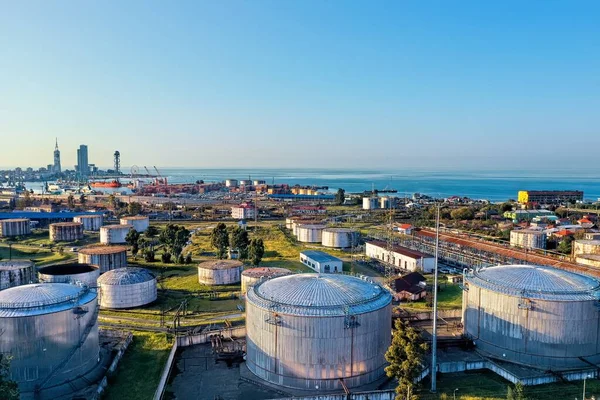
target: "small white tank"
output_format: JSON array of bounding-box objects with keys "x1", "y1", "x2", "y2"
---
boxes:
[
  {"x1": 78, "y1": 245, "x2": 128, "y2": 273},
  {"x1": 198, "y1": 260, "x2": 243, "y2": 285},
  {"x1": 100, "y1": 224, "x2": 131, "y2": 244},
  {"x1": 0, "y1": 260, "x2": 37, "y2": 290},
  {"x1": 119, "y1": 215, "x2": 150, "y2": 233},
  {"x1": 362, "y1": 197, "x2": 378, "y2": 210},
  {"x1": 321, "y1": 228, "x2": 360, "y2": 248},
  {"x1": 97, "y1": 267, "x2": 157, "y2": 308},
  {"x1": 73, "y1": 215, "x2": 104, "y2": 231}
]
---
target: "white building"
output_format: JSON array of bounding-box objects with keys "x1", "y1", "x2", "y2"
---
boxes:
[
  {"x1": 231, "y1": 203, "x2": 256, "y2": 220},
  {"x1": 299, "y1": 250, "x2": 343, "y2": 274},
  {"x1": 365, "y1": 240, "x2": 434, "y2": 273},
  {"x1": 509, "y1": 229, "x2": 547, "y2": 250}
]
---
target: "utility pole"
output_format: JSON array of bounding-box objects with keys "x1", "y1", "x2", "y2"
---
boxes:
[{"x1": 431, "y1": 203, "x2": 440, "y2": 393}]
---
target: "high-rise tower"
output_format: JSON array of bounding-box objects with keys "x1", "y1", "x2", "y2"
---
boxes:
[
  {"x1": 53, "y1": 138, "x2": 61, "y2": 174},
  {"x1": 76, "y1": 145, "x2": 89, "y2": 177}
]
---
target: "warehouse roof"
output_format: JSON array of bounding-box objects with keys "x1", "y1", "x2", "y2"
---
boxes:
[
  {"x1": 97, "y1": 267, "x2": 155, "y2": 285},
  {"x1": 300, "y1": 250, "x2": 341, "y2": 263},
  {"x1": 198, "y1": 260, "x2": 243, "y2": 270},
  {"x1": 0, "y1": 283, "x2": 96, "y2": 317},
  {"x1": 247, "y1": 273, "x2": 391, "y2": 316},
  {"x1": 466, "y1": 264, "x2": 600, "y2": 301}
]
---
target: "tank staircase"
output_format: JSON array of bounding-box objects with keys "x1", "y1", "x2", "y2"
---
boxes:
[
  {"x1": 578, "y1": 356, "x2": 600, "y2": 376},
  {"x1": 35, "y1": 303, "x2": 99, "y2": 395}
]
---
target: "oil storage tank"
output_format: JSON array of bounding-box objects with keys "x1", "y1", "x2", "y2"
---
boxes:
[
  {"x1": 0, "y1": 260, "x2": 37, "y2": 290},
  {"x1": 241, "y1": 267, "x2": 292, "y2": 293},
  {"x1": 97, "y1": 267, "x2": 157, "y2": 308},
  {"x1": 463, "y1": 264, "x2": 600, "y2": 370},
  {"x1": 0, "y1": 283, "x2": 100, "y2": 399},
  {"x1": 38, "y1": 263, "x2": 100, "y2": 288},
  {"x1": 246, "y1": 274, "x2": 392, "y2": 390},
  {"x1": 296, "y1": 224, "x2": 326, "y2": 243},
  {"x1": 574, "y1": 240, "x2": 600, "y2": 256},
  {"x1": 0, "y1": 218, "x2": 31, "y2": 237},
  {"x1": 322, "y1": 228, "x2": 360, "y2": 248},
  {"x1": 50, "y1": 222, "x2": 83, "y2": 241},
  {"x1": 73, "y1": 215, "x2": 103, "y2": 231},
  {"x1": 362, "y1": 197, "x2": 378, "y2": 210},
  {"x1": 100, "y1": 224, "x2": 131, "y2": 244},
  {"x1": 120, "y1": 215, "x2": 150, "y2": 233},
  {"x1": 198, "y1": 260, "x2": 243, "y2": 285},
  {"x1": 78, "y1": 245, "x2": 128, "y2": 273}
]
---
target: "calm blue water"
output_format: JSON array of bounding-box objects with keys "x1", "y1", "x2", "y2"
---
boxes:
[{"x1": 158, "y1": 168, "x2": 600, "y2": 202}]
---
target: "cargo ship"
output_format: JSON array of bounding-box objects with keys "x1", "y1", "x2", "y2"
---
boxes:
[{"x1": 90, "y1": 180, "x2": 122, "y2": 188}]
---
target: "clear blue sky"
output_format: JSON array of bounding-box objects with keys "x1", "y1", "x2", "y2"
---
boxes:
[{"x1": 1, "y1": 1, "x2": 599, "y2": 170}]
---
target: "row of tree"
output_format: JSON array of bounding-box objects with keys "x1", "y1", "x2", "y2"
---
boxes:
[{"x1": 210, "y1": 223, "x2": 265, "y2": 266}]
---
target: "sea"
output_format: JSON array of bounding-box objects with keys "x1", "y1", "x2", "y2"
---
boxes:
[{"x1": 24, "y1": 168, "x2": 600, "y2": 202}]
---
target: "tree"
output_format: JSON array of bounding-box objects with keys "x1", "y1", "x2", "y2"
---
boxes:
[
  {"x1": 67, "y1": 194, "x2": 75, "y2": 209},
  {"x1": 158, "y1": 224, "x2": 190, "y2": 257},
  {"x1": 0, "y1": 354, "x2": 19, "y2": 400},
  {"x1": 210, "y1": 223, "x2": 230, "y2": 259},
  {"x1": 177, "y1": 253, "x2": 185, "y2": 264},
  {"x1": 127, "y1": 202, "x2": 142, "y2": 215},
  {"x1": 230, "y1": 227, "x2": 250, "y2": 259},
  {"x1": 161, "y1": 252, "x2": 172, "y2": 263},
  {"x1": 385, "y1": 318, "x2": 428, "y2": 400},
  {"x1": 144, "y1": 248, "x2": 155, "y2": 262},
  {"x1": 451, "y1": 207, "x2": 475, "y2": 220},
  {"x1": 506, "y1": 382, "x2": 526, "y2": 400},
  {"x1": 185, "y1": 253, "x2": 192, "y2": 264},
  {"x1": 501, "y1": 202, "x2": 513, "y2": 213},
  {"x1": 145, "y1": 225, "x2": 159, "y2": 238},
  {"x1": 125, "y1": 229, "x2": 140, "y2": 246},
  {"x1": 248, "y1": 238, "x2": 265, "y2": 266},
  {"x1": 557, "y1": 236, "x2": 573, "y2": 254},
  {"x1": 335, "y1": 188, "x2": 346, "y2": 206}
]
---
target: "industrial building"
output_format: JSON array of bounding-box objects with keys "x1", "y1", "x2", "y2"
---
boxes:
[
  {"x1": 231, "y1": 202, "x2": 256, "y2": 220},
  {"x1": 0, "y1": 218, "x2": 31, "y2": 237},
  {"x1": 97, "y1": 267, "x2": 157, "y2": 308},
  {"x1": 362, "y1": 197, "x2": 378, "y2": 210},
  {"x1": 296, "y1": 223, "x2": 326, "y2": 243},
  {"x1": 518, "y1": 190, "x2": 584, "y2": 205},
  {"x1": 38, "y1": 263, "x2": 100, "y2": 288},
  {"x1": 73, "y1": 214, "x2": 104, "y2": 231},
  {"x1": 245, "y1": 273, "x2": 392, "y2": 390},
  {"x1": 49, "y1": 222, "x2": 84, "y2": 241},
  {"x1": 0, "y1": 260, "x2": 36, "y2": 290},
  {"x1": 503, "y1": 209, "x2": 556, "y2": 222},
  {"x1": 100, "y1": 224, "x2": 131, "y2": 244},
  {"x1": 120, "y1": 215, "x2": 150, "y2": 232},
  {"x1": 197, "y1": 260, "x2": 243, "y2": 285},
  {"x1": 78, "y1": 245, "x2": 128, "y2": 273},
  {"x1": 392, "y1": 272, "x2": 426, "y2": 301},
  {"x1": 321, "y1": 228, "x2": 360, "y2": 248},
  {"x1": 0, "y1": 283, "x2": 100, "y2": 398},
  {"x1": 225, "y1": 179, "x2": 238, "y2": 187},
  {"x1": 463, "y1": 264, "x2": 600, "y2": 370},
  {"x1": 509, "y1": 229, "x2": 547, "y2": 250},
  {"x1": 299, "y1": 250, "x2": 343, "y2": 273},
  {"x1": 241, "y1": 267, "x2": 292, "y2": 293},
  {"x1": 365, "y1": 240, "x2": 435, "y2": 273}
]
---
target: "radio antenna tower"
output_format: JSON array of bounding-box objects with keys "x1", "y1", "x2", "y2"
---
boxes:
[{"x1": 113, "y1": 151, "x2": 121, "y2": 175}]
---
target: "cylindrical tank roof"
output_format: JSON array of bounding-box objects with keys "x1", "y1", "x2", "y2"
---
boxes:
[
  {"x1": 0, "y1": 283, "x2": 95, "y2": 316},
  {"x1": 97, "y1": 267, "x2": 155, "y2": 285},
  {"x1": 50, "y1": 222, "x2": 82, "y2": 227},
  {"x1": 75, "y1": 214, "x2": 102, "y2": 219},
  {"x1": 297, "y1": 224, "x2": 326, "y2": 229},
  {"x1": 38, "y1": 263, "x2": 98, "y2": 275},
  {"x1": 198, "y1": 260, "x2": 243, "y2": 270},
  {"x1": 79, "y1": 245, "x2": 128, "y2": 255},
  {"x1": 575, "y1": 240, "x2": 600, "y2": 246},
  {"x1": 323, "y1": 227, "x2": 357, "y2": 233},
  {"x1": 1, "y1": 218, "x2": 29, "y2": 223},
  {"x1": 247, "y1": 274, "x2": 391, "y2": 316},
  {"x1": 466, "y1": 264, "x2": 600, "y2": 301},
  {"x1": 242, "y1": 267, "x2": 292, "y2": 278},
  {"x1": 120, "y1": 215, "x2": 148, "y2": 220},
  {"x1": 102, "y1": 224, "x2": 131, "y2": 230},
  {"x1": 0, "y1": 260, "x2": 34, "y2": 270}
]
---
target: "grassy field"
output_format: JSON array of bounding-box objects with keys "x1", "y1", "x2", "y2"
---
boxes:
[
  {"x1": 0, "y1": 244, "x2": 73, "y2": 265},
  {"x1": 103, "y1": 331, "x2": 173, "y2": 400}
]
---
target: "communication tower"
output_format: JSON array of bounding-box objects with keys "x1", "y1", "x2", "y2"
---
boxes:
[{"x1": 113, "y1": 151, "x2": 120, "y2": 174}]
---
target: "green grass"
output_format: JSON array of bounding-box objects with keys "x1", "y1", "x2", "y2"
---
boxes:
[
  {"x1": 103, "y1": 331, "x2": 173, "y2": 400},
  {"x1": 0, "y1": 244, "x2": 73, "y2": 265},
  {"x1": 400, "y1": 279, "x2": 463, "y2": 311}
]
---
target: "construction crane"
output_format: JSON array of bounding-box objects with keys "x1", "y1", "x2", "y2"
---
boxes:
[
  {"x1": 153, "y1": 166, "x2": 167, "y2": 186},
  {"x1": 143, "y1": 166, "x2": 151, "y2": 176}
]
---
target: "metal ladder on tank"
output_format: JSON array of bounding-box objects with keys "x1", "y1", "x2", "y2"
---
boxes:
[{"x1": 34, "y1": 302, "x2": 100, "y2": 395}]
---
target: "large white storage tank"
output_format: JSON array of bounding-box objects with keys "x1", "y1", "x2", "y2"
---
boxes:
[
  {"x1": 0, "y1": 218, "x2": 31, "y2": 237},
  {"x1": 296, "y1": 224, "x2": 326, "y2": 243},
  {"x1": 0, "y1": 260, "x2": 37, "y2": 290},
  {"x1": 119, "y1": 215, "x2": 150, "y2": 233},
  {"x1": 321, "y1": 228, "x2": 360, "y2": 248},
  {"x1": 100, "y1": 224, "x2": 131, "y2": 244},
  {"x1": 78, "y1": 245, "x2": 128, "y2": 273},
  {"x1": 362, "y1": 197, "x2": 378, "y2": 210},
  {"x1": 38, "y1": 263, "x2": 100, "y2": 288},
  {"x1": 73, "y1": 215, "x2": 104, "y2": 231},
  {"x1": 50, "y1": 222, "x2": 84, "y2": 241},
  {"x1": 97, "y1": 267, "x2": 157, "y2": 309},
  {"x1": 198, "y1": 260, "x2": 243, "y2": 285},
  {"x1": 463, "y1": 264, "x2": 600, "y2": 370},
  {"x1": 0, "y1": 283, "x2": 100, "y2": 398},
  {"x1": 573, "y1": 240, "x2": 600, "y2": 256},
  {"x1": 241, "y1": 267, "x2": 292, "y2": 293},
  {"x1": 246, "y1": 274, "x2": 392, "y2": 390}
]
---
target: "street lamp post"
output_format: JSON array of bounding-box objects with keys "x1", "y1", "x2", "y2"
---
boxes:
[
  {"x1": 583, "y1": 374, "x2": 592, "y2": 400},
  {"x1": 454, "y1": 388, "x2": 459, "y2": 400}
]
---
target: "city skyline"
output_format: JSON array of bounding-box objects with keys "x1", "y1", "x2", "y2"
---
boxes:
[{"x1": 1, "y1": 1, "x2": 600, "y2": 169}]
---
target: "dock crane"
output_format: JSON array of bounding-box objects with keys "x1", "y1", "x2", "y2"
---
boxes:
[
  {"x1": 143, "y1": 166, "x2": 152, "y2": 176},
  {"x1": 153, "y1": 166, "x2": 167, "y2": 186}
]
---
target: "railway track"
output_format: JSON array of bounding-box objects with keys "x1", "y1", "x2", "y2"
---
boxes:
[{"x1": 416, "y1": 229, "x2": 600, "y2": 278}]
